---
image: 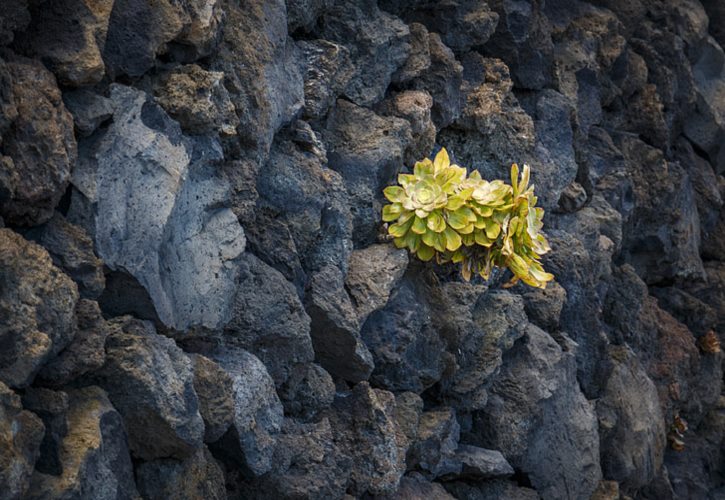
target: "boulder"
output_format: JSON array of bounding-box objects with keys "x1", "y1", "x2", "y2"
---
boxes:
[
  {"x1": 298, "y1": 39, "x2": 355, "y2": 121},
  {"x1": 25, "y1": 213, "x2": 105, "y2": 299},
  {"x1": 21, "y1": 387, "x2": 68, "y2": 475},
  {"x1": 93, "y1": 317, "x2": 205, "y2": 460},
  {"x1": 190, "y1": 354, "x2": 234, "y2": 444},
  {"x1": 0, "y1": 228, "x2": 78, "y2": 389},
  {"x1": 382, "y1": 472, "x2": 454, "y2": 500},
  {"x1": 0, "y1": 381, "x2": 44, "y2": 500},
  {"x1": 136, "y1": 446, "x2": 226, "y2": 500},
  {"x1": 26, "y1": 386, "x2": 138, "y2": 500},
  {"x1": 206, "y1": 346, "x2": 284, "y2": 478},
  {"x1": 69, "y1": 84, "x2": 246, "y2": 331},
  {"x1": 0, "y1": 54, "x2": 77, "y2": 226},
  {"x1": 407, "y1": 407, "x2": 460, "y2": 478},
  {"x1": 61, "y1": 90, "x2": 114, "y2": 138},
  {"x1": 278, "y1": 363, "x2": 335, "y2": 421}
]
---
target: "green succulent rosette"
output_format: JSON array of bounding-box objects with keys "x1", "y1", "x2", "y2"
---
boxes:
[{"x1": 382, "y1": 150, "x2": 554, "y2": 289}]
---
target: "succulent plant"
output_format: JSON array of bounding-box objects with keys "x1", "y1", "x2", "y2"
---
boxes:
[{"x1": 382, "y1": 148, "x2": 554, "y2": 289}]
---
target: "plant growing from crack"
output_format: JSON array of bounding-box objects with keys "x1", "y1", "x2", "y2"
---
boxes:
[{"x1": 382, "y1": 148, "x2": 554, "y2": 288}]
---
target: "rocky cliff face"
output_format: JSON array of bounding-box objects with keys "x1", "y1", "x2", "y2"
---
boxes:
[{"x1": 0, "y1": 0, "x2": 723, "y2": 498}]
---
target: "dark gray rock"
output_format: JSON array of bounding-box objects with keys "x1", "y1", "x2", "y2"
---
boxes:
[
  {"x1": 439, "y1": 445, "x2": 514, "y2": 481},
  {"x1": 220, "y1": 253, "x2": 314, "y2": 386},
  {"x1": 596, "y1": 346, "x2": 666, "y2": 492},
  {"x1": 394, "y1": 392, "x2": 424, "y2": 448},
  {"x1": 136, "y1": 446, "x2": 226, "y2": 500},
  {"x1": 36, "y1": 300, "x2": 111, "y2": 388},
  {"x1": 21, "y1": 387, "x2": 68, "y2": 476},
  {"x1": 444, "y1": 479, "x2": 539, "y2": 500},
  {"x1": 0, "y1": 54, "x2": 77, "y2": 226},
  {"x1": 485, "y1": 0, "x2": 554, "y2": 89},
  {"x1": 190, "y1": 354, "x2": 234, "y2": 444},
  {"x1": 26, "y1": 386, "x2": 138, "y2": 500},
  {"x1": 94, "y1": 317, "x2": 204, "y2": 460},
  {"x1": 376, "y1": 90, "x2": 437, "y2": 166},
  {"x1": 518, "y1": 280, "x2": 567, "y2": 332},
  {"x1": 346, "y1": 244, "x2": 408, "y2": 325},
  {"x1": 278, "y1": 363, "x2": 335, "y2": 421},
  {"x1": 471, "y1": 325, "x2": 602, "y2": 500},
  {"x1": 15, "y1": 0, "x2": 113, "y2": 86},
  {"x1": 326, "y1": 382, "x2": 407, "y2": 496},
  {"x1": 410, "y1": 33, "x2": 463, "y2": 128},
  {"x1": 286, "y1": 0, "x2": 333, "y2": 33},
  {"x1": 391, "y1": 23, "x2": 431, "y2": 84},
  {"x1": 154, "y1": 64, "x2": 238, "y2": 137},
  {"x1": 305, "y1": 264, "x2": 374, "y2": 383},
  {"x1": 0, "y1": 381, "x2": 44, "y2": 500},
  {"x1": 69, "y1": 84, "x2": 246, "y2": 331},
  {"x1": 0, "y1": 228, "x2": 79, "y2": 389},
  {"x1": 433, "y1": 288, "x2": 528, "y2": 412},
  {"x1": 702, "y1": 0, "x2": 725, "y2": 49},
  {"x1": 211, "y1": 0, "x2": 303, "y2": 155},
  {"x1": 25, "y1": 213, "x2": 105, "y2": 299},
  {"x1": 382, "y1": 472, "x2": 454, "y2": 500},
  {"x1": 257, "y1": 126, "x2": 353, "y2": 275},
  {"x1": 408, "y1": 407, "x2": 460, "y2": 478},
  {"x1": 240, "y1": 417, "x2": 350, "y2": 499},
  {"x1": 62, "y1": 89, "x2": 114, "y2": 138},
  {"x1": 323, "y1": 99, "x2": 411, "y2": 246},
  {"x1": 298, "y1": 39, "x2": 355, "y2": 121},
  {"x1": 206, "y1": 346, "x2": 284, "y2": 478},
  {"x1": 103, "y1": 0, "x2": 222, "y2": 78},
  {"x1": 315, "y1": 0, "x2": 410, "y2": 107},
  {"x1": 361, "y1": 272, "x2": 445, "y2": 393},
  {"x1": 0, "y1": 0, "x2": 29, "y2": 45},
  {"x1": 558, "y1": 181, "x2": 588, "y2": 213},
  {"x1": 616, "y1": 134, "x2": 704, "y2": 284}
]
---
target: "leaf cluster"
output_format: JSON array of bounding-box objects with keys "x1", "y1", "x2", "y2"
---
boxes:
[{"x1": 382, "y1": 148, "x2": 554, "y2": 288}]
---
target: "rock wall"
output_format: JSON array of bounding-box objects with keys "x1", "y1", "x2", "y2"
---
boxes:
[{"x1": 0, "y1": 0, "x2": 724, "y2": 498}]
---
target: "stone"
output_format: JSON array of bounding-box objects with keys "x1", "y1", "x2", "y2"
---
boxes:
[
  {"x1": 135, "y1": 446, "x2": 226, "y2": 500},
  {"x1": 220, "y1": 253, "x2": 314, "y2": 386},
  {"x1": 0, "y1": 54, "x2": 77, "y2": 226},
  {"x1": 432, "y1": 288, "x2": 528, "y2": 412},
  {"x1": 361, "y1": 272, "x2": 446, "y2": 393},
  {"x1": 376, "y1": 90, "x2": 437, "y2": 165},
  {"x1": 439, "y1": 445, "x2": 514, "y2": 481},
  {"x1": 69, "y1": 84, "x2": 246, "y2": 331},
  {"x1": 346, "y1": 244, "x2": 409, "y2": 324},
  {"x1": 206, "y1": 346, "x2": 284, "y2": 478},
  {"x1": 517, "y1": 280, "x2": 567, "y2": 332},
  {"x1": 211, "y1": 0, "x2": 303, "y2": 155},
  {"x1": 305, "y1": 264, "x2": 374, "y2": 383},
  {"x1": 394, "y1": 392, "x2": 424, "y2": 447},
  {"x1": 154, "y1": 64, "x2": 237, "y2": 137},
  {"x1": 21, "y1": 387, "x2": 68, "y2": 476},
  {"x1": 408, "y1": 407, "x2": 460, "y2": 478},
  {"x1": 382, "y1": 0, "x2": 499, "y2": 53},
  {"x1": 315, "y1": 0, "x2": 410, "y2": 106},
  {"x1": 615, "y1": 134, "x2": 704, "y2": 284},
  {"x1": 471, "y1": 325, "x2": 602, "y2": 500},
  {"x1": 298, "y1": 39, "x2": 355, "y2": 121},
  {"x1": 323, "y1": 99, "x2": 412, "y2": 246},
  {"x1": 410, "y1": 33, "x2": 463, "y2": 128},
  {"x1": 103, "y1": 0, "x2": 222, "y2": 78},
  {"x1": 326, "y1": 382, "x2": 406, "y2": 496},
  {"x1": 62, "y1": 90, "x2": 114, "y2": 138},
  {"x1": 0, "y1": 0, "x2": 29, "y2": 45},
  {"x1": 278, "y1": 363, "x2": 335, "y2": 421},
  {"x1": 558, "y1": 181, "x2": 588, "y2": 213},
  {"x1": 702, "y1": 0, "x2": 725, "y2": 48},
  {"x1": 35, "y1": 300, "x2": 111, "y2": 388},
  {"x1": 256, "y1": 126, "x2": 353, "y2": 275},
  {"x1": 25, "y1": 213, "x2": 105, "y2": 299},
  {"x1": 241, "y1": 417, "x2": 350, "y2": 499},
  {"x1": 0, "y1": 228, "x2": 79, "y2": 389},
  {"x1": 93, "y1": 317, "x2": 205, "y2": 460},
  {"x1": 382, "y1": 472, "x2": 454, "y2": 500},
  {"x1": 26, "y1": 386, "x2": 138, "y2": 500},
  {"x1": 596, "y1": 346, "x2": 666, "y2": 492},
  {"x1": 444, "y1": 479, "x2": 539, "y2": 500},
  {"x1": 16, "y1": 0, "x2": 113, "y2": 86},
  {"x1": 391, "y1": 23, "x2": 431, "y2": 84},
  {"x1": 190, "y1": 354, "x2": 234, "y2": 444},
  {"x1": 286, "y1": 0, "x2": 333, "y2": 33},
  {"x1": 0, "y1": 381, "x2": 44, "y2": 500}
]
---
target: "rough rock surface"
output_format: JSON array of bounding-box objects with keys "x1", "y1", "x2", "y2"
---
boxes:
[
  {"x1": 1, "y1": 0, "x2": 725, "y2": 498},
  {"x1": 0, "y1": 229, "x2": 78, "y2": 389}
]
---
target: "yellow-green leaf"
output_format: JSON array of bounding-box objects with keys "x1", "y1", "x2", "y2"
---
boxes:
[
  {"x1": 427, "y1": 211, "x2": 446, "y2": 233},
  {"x1": 382, "y1": 203, "x2": 403, "y2": 222},
  {"x1": 383, "y1": 186, "x2": 405, "y2": 203},
  {"x1": 443, "y1": 226, "x2": 462, "y2": 251},
  {"x1": 433, "y1": 148, "x2": 450, "y2": 172},
  {"x1": 416, "y1": 244, "x2": 435, "y2": 261},
  {"x1": 389, "y1": 217, "x2": 414, "y2": 237}
]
